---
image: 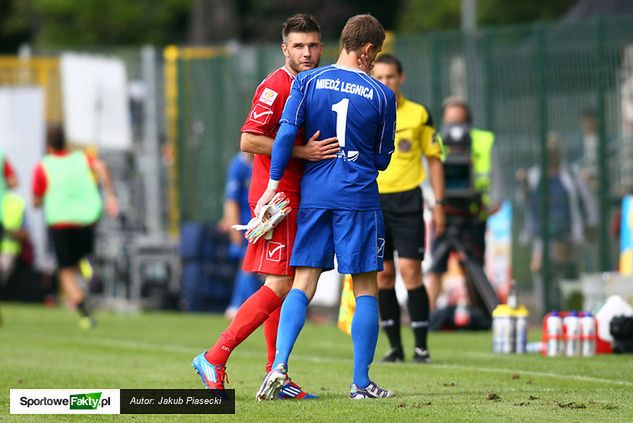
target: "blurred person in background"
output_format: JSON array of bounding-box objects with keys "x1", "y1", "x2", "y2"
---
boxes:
[
  {"x1": 371, "y1": 53, "x2": 445, "y2": 363},
  {"x1": 219, "y1": 151, "x2": 260, "y2": 319},
  {"x1": 427, "y1": 97, "x2": 503, "y2": 316},
  {"x1": 0, "y1": 150, "x2": 20, "y2": 284},
  {"x1": 0, "y1": 190, "x2": 29, "y2": 285},
  {"x1": 32, "y1": 125, "x2": 119, "y2": 329},
  {"x1": 516, "y1": 133, "x2": 597, "y2": 314}
]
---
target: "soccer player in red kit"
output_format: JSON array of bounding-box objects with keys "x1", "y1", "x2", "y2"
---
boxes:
[{"x1": 192, "y1": 14, "x2": 339, "y2": 399}]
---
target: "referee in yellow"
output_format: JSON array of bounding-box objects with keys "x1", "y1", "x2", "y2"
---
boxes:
[{"x1": 372, "y1": 54, "x2": 445, "y2": 363}]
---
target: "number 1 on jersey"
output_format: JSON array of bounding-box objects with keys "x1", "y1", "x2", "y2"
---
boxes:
[{"x1": 331, "y1": 98, "x2": 349, "y2": 148}]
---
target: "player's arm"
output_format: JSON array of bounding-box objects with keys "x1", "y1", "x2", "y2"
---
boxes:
[
  {"x1": 241, "y1": 131, "x2": 338, "y2": 161},
  {"x1": 421, "y1": 110, "x2": 446, "y2": 237},
  {"x1": 31, "y1": 163, "x2": 45, "y2": 208},
  {"x1": 256, "y1": 78, "x2": 306, "y2": 213},
  {"x1": 374, "y1": 92, "x2": 397, "y2": 171},
  {"x1": 220, "y1": 159, "x2": 245, "y2": 245},
  {"x1": 4, "y1": 159, "x2": 18, "y2": 188},
  {"x1": 92, "y1": 158, "x2": 119, "y2": 219}
]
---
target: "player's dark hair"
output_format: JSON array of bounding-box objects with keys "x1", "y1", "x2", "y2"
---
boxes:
[
  {"x1": 282, "y1": 14, "x2": 321, "y2": 43},
  {"x1": 375, "y1": 53, "x2": 403, "y2": 74},
  {"x1": 339, "y1": 14, "x2": 385, "y2": 54},
  {"x1": 441, "y1": 96, "x2": 472, "y2": 124},
  {"x1": 47, "y1": 124, "x2": 66, "y2": 151}
]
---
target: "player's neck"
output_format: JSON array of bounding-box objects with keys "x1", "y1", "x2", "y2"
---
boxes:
[
  {"x1": 282, "y1": 64, "x2": 297, "y2": 77},
  {"x1": 336, "y1": 51, "x2": 363, "y2": 72}
]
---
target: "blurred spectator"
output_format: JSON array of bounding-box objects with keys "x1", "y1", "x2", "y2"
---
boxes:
[
  {"x1": 516, "y1": 133, "x2": 597, "y2": 313},
  {"x1": 0, "y1": 191, "x2": 29, "y2": 284},
  {"x1": 219, "y1": 152, "x2": 260, "y2": 320},
  {"x1": 32, "y1": 125, "x2": 119, "y2": 329},
  {"x1": 427, "y1": 97, "x2": 503, "y2": 314}
]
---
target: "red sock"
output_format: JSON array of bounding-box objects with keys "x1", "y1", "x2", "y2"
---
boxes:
[
  {"x1": 205, "y1": 285, "x2": 281, "y2": 366},
  {"x1": 263, "y1": 305, "x2": 281, "y2": 373}
]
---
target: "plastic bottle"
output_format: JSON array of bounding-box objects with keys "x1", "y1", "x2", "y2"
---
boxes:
[
  {"x1": 492, "y1": 304, "x2": 511, "y2": 353},
  {"x1": 564, "y1": 311, "x2": 581, "y2": 357},
  {"x1": 546, "y1": 311, "x2": 563, "y2": 357},
  {"x1": 581, "y1": 312, "x2": 596, "y2": 357},
  {"x1": 514, "y1": 305, "x2": 529, "y2": 354},
  {"x1": 454, "y1": 299, "x2": 471, "y2": 328}
]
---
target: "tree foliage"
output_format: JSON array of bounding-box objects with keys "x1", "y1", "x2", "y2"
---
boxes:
[
  {"x1": 0, "y1": 0, "x2": 578, "y2": 51},
  {"x1": 398, "y1": 0, "x2": 577, "y2": 33}
]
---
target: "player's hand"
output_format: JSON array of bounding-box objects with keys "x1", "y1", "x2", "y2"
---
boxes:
[
  {"x1": 432, "y1": 204, "x2": 446, "y2": 238},
  {"x1": 299, "y1": 130, "x2": 339, "y2": 161},
  {"x1": 105, "y1": 193, "x2": 119, "y2": 219},
  {"x1": 255, "y1": 187, "x2": 277, "y2": 216}
]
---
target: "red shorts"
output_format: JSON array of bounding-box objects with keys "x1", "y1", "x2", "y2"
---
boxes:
[{"x1": 242, "y1": 203, "x2": 297, "y2": 276}]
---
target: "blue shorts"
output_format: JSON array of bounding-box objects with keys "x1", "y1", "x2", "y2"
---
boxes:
[{"x1": 289, "y1": 208, "x2": 385, "y2": 274}]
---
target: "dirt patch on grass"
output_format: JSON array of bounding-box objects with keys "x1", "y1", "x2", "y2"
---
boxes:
[
  {"x1": 557, "y1": 402, "x2": 586, "y2": 409},
  {"x1": 487, "y1": 392, "x2": 501, "y2": 401}
]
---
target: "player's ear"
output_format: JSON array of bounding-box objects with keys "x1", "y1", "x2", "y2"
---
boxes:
[
  {"x1": 281, "y1": 42, "x2": 289, "y2": 58},
  {"x1": 362, "y1": 43, "x2": 373, "y2": 56}
]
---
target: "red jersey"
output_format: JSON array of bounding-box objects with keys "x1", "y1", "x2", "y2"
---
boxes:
[{"x1": 241, "y1": 67, "x2": 304, "y2": 206}]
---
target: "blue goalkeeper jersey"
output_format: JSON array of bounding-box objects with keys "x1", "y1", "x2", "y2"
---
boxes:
[{"x1": 270, "y1": 64, "x2": 396, "y2": 210}]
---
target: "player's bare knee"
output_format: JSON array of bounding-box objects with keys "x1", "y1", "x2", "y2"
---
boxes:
[
  {"x1": 352, "y1": 271, "x2": 378, "y2": 297},
  {"x1": 377, "y1": 271, "x2": 395, "y2": 290},
  {"x1": 264, "y1": 275, "x2": 293, "y2": 297},
  {"x1": 378, "y1": 260, "x2": 396, "y2": 289},
  {"x1": 400, "y1": 267, "x2": 423, "y2": 291}
]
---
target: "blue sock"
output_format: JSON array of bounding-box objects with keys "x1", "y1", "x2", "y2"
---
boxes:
[
  {"x1": 273, "y1": 289, "x2": 309, "y2": 370},
  {"x1": 351, "y1": 295, "x2": 379, "y2": 388},
  {"x1": 229, "y1": 271, "x2": 261, "y2": 309},
  {"x1": 237, "y1": 271, "x2": 260, "y2": 305}
]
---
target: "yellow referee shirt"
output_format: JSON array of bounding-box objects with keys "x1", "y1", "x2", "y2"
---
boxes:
[{"x1": 377, "y1": 95, "x2": 442, "y2": 194}]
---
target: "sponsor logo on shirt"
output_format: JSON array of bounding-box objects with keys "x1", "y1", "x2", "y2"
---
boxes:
[
  {"x1": 250, "y1": 104, "x2": 274, "y2": 125},
  {"x1": 266, "y1": 241, "x2": 285, "y2": 262},
  {"x1": 258, "y1": 88, "x2": 278, "y2": 106}
]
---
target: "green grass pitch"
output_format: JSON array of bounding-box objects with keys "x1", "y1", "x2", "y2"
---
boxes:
[{"x1": 1, "y1": 302, "x2": 632, "y2": 422}]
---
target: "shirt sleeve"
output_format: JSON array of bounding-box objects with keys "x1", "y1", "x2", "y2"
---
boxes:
[
  {"x1": 224, "y1": 158, "x2": 242, "y2": 202},
  {"x1": 32, "y1": 163, "x2": 47, "y2": 197},
  {"x1": 241, "y1": 74, "x2": 288, "y2": 137},
  {"x1": 270, "y1": 77, "x2": 305, "y2": 181},
  {"x1": 375, "y1": 90, "x2": 396, "y2": 171},
  {"x1": 420, "y1": 108, "x2": 443, "y2": 159}
]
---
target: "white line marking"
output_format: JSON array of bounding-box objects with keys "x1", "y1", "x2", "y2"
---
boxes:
[{"x1": 26, "y1": 334, "x2": 633, "y2": 387}]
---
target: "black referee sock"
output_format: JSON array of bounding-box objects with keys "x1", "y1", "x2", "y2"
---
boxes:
[
  {"x1": 378, "y1": 288, "x2": 402, "y2": 350},
  {"x1": 77, "y1": 300, "x2": 91, "y2": 318},
  {"x1": 407, "y1": 285, "x2": 430, "y2": 350}
]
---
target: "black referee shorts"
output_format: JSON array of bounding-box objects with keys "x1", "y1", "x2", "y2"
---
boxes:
[
  {"x1": 380, "y1": 187, "x2": 425, "y2": 261},
  {"x1": 49, "y1": 225, "x2": 95, "y2": 268}
]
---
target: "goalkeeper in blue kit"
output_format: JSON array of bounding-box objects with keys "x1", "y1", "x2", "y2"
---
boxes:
[{"x1": 255, "y1": 14, "x2": 397, "y2": 400}]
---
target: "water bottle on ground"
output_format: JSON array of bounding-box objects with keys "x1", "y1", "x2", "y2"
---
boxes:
[
  {"x1": 581, "y1": 312, "x2": 596, "y2": 357},
  {"x1": 564, "y1": 311, "x2": 581, "y2": 357},
  {"x1": 515, "y1": 305, "x2": 529, "y2": 354},
  {"x1": 546, "y1": 311, "x2": 563, "y2": 357}
]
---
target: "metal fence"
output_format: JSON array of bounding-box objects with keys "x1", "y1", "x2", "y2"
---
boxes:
[{"x1": 168, "y1": 15, "x2": 633, "y2": 311}]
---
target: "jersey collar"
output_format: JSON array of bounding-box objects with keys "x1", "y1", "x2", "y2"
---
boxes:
[
  {"x1": 332, "y1": 64, "x2": 365, "y2": 74},
  {"x1": 281, "y1": 66, "x2": 296, "y2": 79}
]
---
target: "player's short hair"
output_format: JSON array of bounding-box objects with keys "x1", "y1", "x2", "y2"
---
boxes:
[
  {"x1": 339, "y1": 14, "x2": 385, "y2": 54},
  {"x1": 47, "y1": 124, "x2": 66, "y2": 151},
  {"x1": 375, "y1": 53, "x2": 403, "y2": 74},
  {"x1": 282, "y1": 14, "x2": 321, "y2": 43}
]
